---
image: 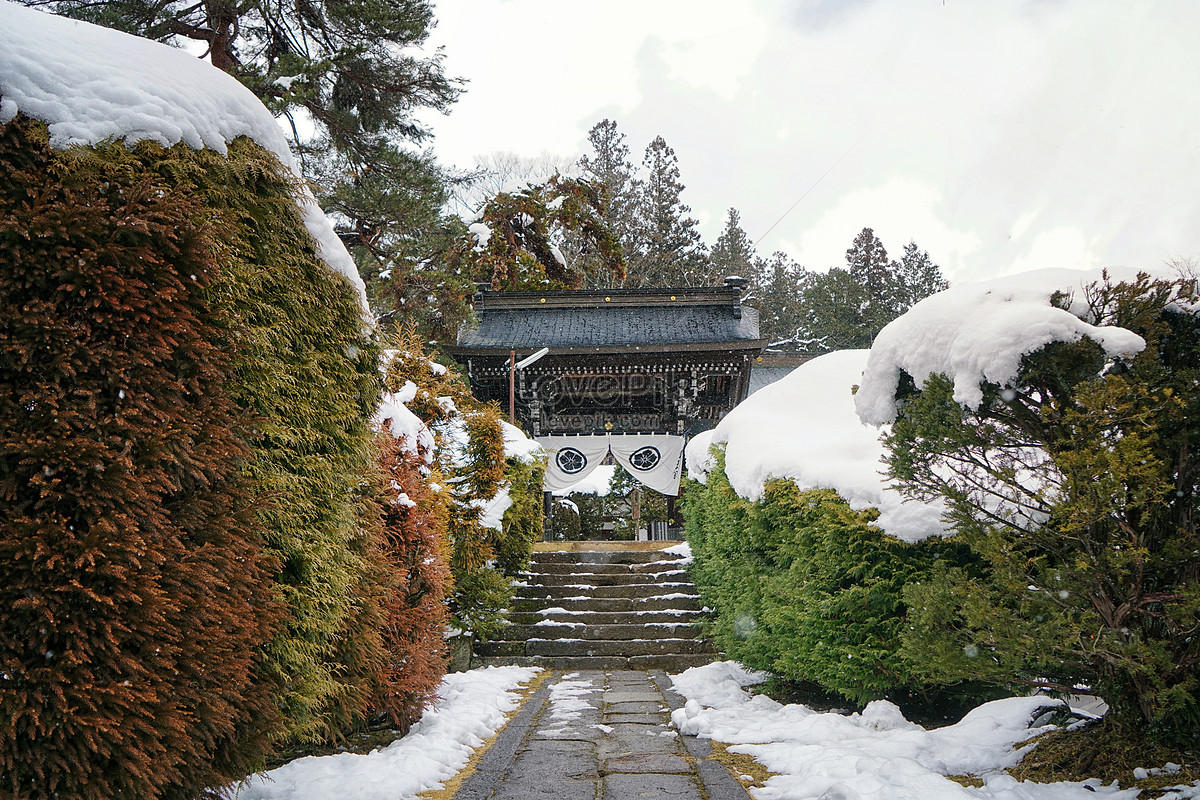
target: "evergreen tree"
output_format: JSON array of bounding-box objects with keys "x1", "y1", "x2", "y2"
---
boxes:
[
  {"x1": 799, "y1": 265, "x2": 870, "y2": 350},
  {"x1": 710, "y1": 208, "x2": 759, "y2": 285},
  {"x1": 627, "y1": 136, "x2": 709, "y2": 287},
  {"x1": 800, "y1": 228, "x2": 947, "y2": 352},
  {"x1": 845, "y1": 227, "x2": 898, "y2": 333},
  {"x1": 465, "y1": 176, "x2": 625, "y2": 292},
  {"x1": 894, "y1": 241, "x2": 949, "y2": 310},
  {"x1": 608, "y1": 466, "x2": 668, "y2": 538},
  {"x1": 890, "y1": 273, "x2": 1200, "y2": 746},
  {"x1": 752, "y1": 251, "x2": 810, "y2": 348},
  {"x1": 576, "y1": 120, "x2": 638, "y2": 289}
]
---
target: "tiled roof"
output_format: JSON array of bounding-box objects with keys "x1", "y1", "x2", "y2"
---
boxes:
[{"x1": 456, "y1": 289, "x2": 762, "y2": 351}]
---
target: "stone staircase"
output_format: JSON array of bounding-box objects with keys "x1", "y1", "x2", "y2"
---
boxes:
[{"x1": 471, "y1": 545, "x2": 717, "y2": 670}]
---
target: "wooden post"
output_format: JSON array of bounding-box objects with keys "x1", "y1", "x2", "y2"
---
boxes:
[
  {"x1": 508, "y1": 349, "x2": 516, "y2": 425},
  {"x1": 631, "y1": 486, "x2": 642, "y2": 541}
]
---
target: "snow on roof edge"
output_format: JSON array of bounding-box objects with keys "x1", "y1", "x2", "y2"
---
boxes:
[{"x1": 0, "y1": 0, "x2": 368, "y2": 316}]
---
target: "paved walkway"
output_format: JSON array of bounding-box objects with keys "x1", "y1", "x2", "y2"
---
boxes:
[{"x1": 452, "y1": 670, "x2": 751, "y2": 800}]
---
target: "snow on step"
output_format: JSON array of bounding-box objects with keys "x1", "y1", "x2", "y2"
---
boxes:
[{"x1": 471, "y1": 545, "x2": 716, "y2": 670}]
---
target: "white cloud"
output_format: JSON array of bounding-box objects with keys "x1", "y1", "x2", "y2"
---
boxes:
[
  {"x1": 422, "y1": 0, "x2": 1200, "y2": 283},
  {"x1": 789, "y1": 177, "x2": 982, "y2": 277}
]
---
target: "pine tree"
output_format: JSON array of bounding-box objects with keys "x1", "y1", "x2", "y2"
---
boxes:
[
  {"x1": 627, "y1": 136, "x2": 709, "y2": 287},
  {"x1": 460, "y1": 175, "x2": 625, "y2": 293},
  {"x1": 890, "y1": 273, "x2": 1200, "y2": 746},
  {"x1": 576, "y1": 119, "x2": 638, "y2": 288},
  {"x1": 709, "y1": 208, "x2": 759, "y2": 285}
]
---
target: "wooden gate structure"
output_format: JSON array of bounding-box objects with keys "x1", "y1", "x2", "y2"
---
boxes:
[{"x1": 446, "y1": 278, "x2": 766, "y2": 533}]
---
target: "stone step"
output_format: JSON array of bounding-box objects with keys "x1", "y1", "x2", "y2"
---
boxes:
[
  {"x1": 532, "y1": 550, "x2": 683, "y2": 566},
  {"x1": 530, "y1": 560, "x2": 686, "y2": 576},
  {"x1": 525, "y1": 570, "x2": 690, "y2": 587},
  {"x1": 502, "y1": 622, "x2": 705, "y2": 641},
  {"x1": 476, "y1": 637, "x2": 713, "y2": 659},
  {"x1": 512, "y1": 596, "x2": 704, "y2": 613},
  {"x1": 509, "y1": 609, "x2": 705, "y2": 626},
  {"x1": 468, "y1": 653, "x2": 717, "y2": 671},
  {"x1": 516, "y1": 583, "x2": 697, "y2": 600}
]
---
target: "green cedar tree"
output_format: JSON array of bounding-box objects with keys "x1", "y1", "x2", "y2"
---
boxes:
[{"x1": 626, "y1": 136, "x2": 709, "y2": 288}]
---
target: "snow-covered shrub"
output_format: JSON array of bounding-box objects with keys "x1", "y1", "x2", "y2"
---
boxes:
[
  {"x1": 868, "y1": 270, "x2": 1200, "y2": 746},
  {"x1": 382, "y1": 332, "x2": 544, "y2": 643},
  {"x1": 682, "y1": 451, "x2": 972, "y2": 705},
  {"x1": 0, "y1": 114, "x2": 282, "y2": 800}
]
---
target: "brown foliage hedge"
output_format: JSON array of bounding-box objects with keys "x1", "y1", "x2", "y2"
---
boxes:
[
  {"x1": 370, "y1": 429, "x2": 452, "y2": 729},
  {"x1": 0, "y1": 114, "x2": 282, "y2": 798}
]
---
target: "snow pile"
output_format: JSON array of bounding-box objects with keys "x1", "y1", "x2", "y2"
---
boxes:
[
  {"x1": 0, "y1": 1, "x2": 367, "y2": 311},
  {"x1": 234, "y1": 665, "x2": 538, "y2": 800},
  {"x1": 670, "y1": 662, "x2": 1136, "y2": 800},
  {"x1": 685, "y1": 350, "x2": 949, "y2": 542},
  {"x1": 500, "y1": 420, "x2": 543, "y2": 463},
  {"x1": 375, "y1": 380, "x2": 436, "y2": 461},
  {"x1": 855, "y1": 267, "x2": 1163, "y2": 426}
]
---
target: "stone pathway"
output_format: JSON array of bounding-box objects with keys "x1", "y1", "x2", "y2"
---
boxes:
[{"x1": 451, "y1": 670, "x2": 750, "y2": 800}]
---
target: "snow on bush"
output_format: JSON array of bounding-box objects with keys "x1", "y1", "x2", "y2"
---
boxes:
[
  {"x1": 854, "y1": 267, "x2": 1163, "y2": 425},
  {"x1": 685, "y1": 350, "x2": 948, "y2": 542},
  {"x1": 0, "y1": 0, "x2": 366, "y2": 309}
]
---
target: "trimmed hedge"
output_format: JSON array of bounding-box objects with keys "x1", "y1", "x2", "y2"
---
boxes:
[
  {"x1": 683, "y1": 448, "x2": 973, "y2": 705},
  {"x1": 0, "y1": 114, "x2": 281, "y2": 799},
  {"x1": 116, "y1": 133, "x2": 385, "y2": 744},
  {"x1": 364, "y1": 429, "x2": 452, "y2": 731}
]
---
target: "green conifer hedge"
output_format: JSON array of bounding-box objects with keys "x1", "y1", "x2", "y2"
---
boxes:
[{"x1": 683, "y1": 450, "x2": 973, "y2": 705}]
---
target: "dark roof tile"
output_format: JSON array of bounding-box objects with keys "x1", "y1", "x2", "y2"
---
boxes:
[{"x1": 458, "y1": 303, "x2": 761, "y2": 350}]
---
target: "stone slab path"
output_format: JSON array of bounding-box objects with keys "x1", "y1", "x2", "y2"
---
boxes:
[{"x1": 451, "y1": 670, "x2": 750, "y2": 800}]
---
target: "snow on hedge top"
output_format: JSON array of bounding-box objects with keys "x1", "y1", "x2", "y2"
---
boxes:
[
  {"x1": 0, "y1": 1, "x2": 367, "y2": 312},
  {"x1": 854, "y1": 267, "x2": 1156, "y2": 426},
  {"x1": 685, "y1": 350, "x2": 948, "y2": 542},
  {"x1": 500, "y1": 420, "x2": 543, "y2": 464}
]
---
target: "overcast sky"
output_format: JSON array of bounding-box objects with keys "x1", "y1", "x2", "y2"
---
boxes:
[{"x1": 418, "y1": 0, "x2": 1198, "y2": 284}]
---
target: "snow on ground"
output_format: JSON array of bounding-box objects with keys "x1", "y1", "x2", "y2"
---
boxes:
[
  {"x1": 232, "y1": 666, "x2": 538, "y2": 800},
  {"x1": 685, "y1": 350, "x2": 948, "y2": 542},
  {"x1": 671, "y1": 662, "x2": 1200, "y2": 800},
  {"x1": 537, "y1": 672, "x2": 599, "y2": 735},
  {"x1": 855, "y1": 267, "x2": 1174, "y2": 426},
  {"x1": 0, "y1": 0, "x2": 367, "y2": 311}
]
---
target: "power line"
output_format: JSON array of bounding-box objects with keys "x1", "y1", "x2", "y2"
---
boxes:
[{"x1": 754, "y1": 129, "x2": 872, "y2": 248}]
